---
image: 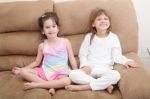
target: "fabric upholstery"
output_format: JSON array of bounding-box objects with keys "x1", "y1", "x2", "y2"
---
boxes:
[
  {"x1": 0, "y1": 0, "x2": 150, "y2": 99},
  {"x1": 0, "y1": 0, "x2": 53, "y2": 33}
]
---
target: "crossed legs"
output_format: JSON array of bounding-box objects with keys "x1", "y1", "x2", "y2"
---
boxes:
[
  {"x1": 65, "y1": 68, "x2": 120, "y2": 94},
  {"x1": 12, "y1": 67, "x2": 71, "y2": 95}
]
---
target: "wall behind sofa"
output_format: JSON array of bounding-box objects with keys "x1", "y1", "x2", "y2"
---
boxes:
[{"x1": 132, "y1": 0, "x2": 150, "y2": 67}]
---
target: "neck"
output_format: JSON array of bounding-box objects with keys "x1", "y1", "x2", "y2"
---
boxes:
[
  {"x1": 96, "y1": 29, "x2": 108, "y2": 37},
  {"x1": 47, "y1": 37, "x2": 59, "y2": 43}
]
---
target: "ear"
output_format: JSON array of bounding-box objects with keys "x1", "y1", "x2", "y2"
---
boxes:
[
  {"x1": 41, "y1": 30, "x2": 45, "y2": 34},
  {"x1": 92, "y1": 22, "x2": 95, "y2": 27}
]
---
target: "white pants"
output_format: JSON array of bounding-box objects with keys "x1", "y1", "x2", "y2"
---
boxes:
[{"x1": 69, "y1": 68, "x2": 120, "y2": 91}]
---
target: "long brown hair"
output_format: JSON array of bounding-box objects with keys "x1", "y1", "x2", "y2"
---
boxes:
[
  {"x1": 88, "y1": 8, "x2": 111, "y2": 44},
  {"x1": 38, "y1": 12, "x2": 59, "y2": 39}
]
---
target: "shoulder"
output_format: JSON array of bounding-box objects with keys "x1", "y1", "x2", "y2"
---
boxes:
[
  {"x1": 85, "y1": 33, "x2": 92, "y2": 37},
  {"x1": 109, "y1": 32, "x2": 119, "y2": 40},
  {"x1": 63, "y1": 38, "x2": 71, "y2": 45},
  {"x1": 38, "y1": 42, "x2": 44, "y2": 50},
  {"x1": 84, "y1": 33, "x2": 92, "y2": 40}
]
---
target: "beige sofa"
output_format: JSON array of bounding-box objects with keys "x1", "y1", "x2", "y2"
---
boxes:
[{"x1": 0, "y1": 0, "x2": 150, "y2": 99}]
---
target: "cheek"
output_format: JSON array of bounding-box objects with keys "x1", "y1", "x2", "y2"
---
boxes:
[{"x1": 55, "y1": 28, "x2": 59, "y2": 33}]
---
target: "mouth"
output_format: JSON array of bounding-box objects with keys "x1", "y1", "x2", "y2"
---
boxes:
[
  {"x1": 48, "y1": 32, "x2": 56, "y2": 34},
  {"x1": 100, "y1": 24, "x2": 108, "y2": 26}
]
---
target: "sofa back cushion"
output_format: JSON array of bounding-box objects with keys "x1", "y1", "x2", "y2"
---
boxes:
[
  {"x1": 0, "y1": 0, "x2": 53, "y2": 33},
  {"x1": 0, "y1": 0, "x2": 53, "y2": 71},
  {"x1": 54, "y1": 0, "x2": 138, "y2": 54}
]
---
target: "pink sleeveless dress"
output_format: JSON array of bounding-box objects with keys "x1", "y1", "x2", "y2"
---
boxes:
[{"x1": 36, "y1": 38, "x2": 70, "y2": 80}]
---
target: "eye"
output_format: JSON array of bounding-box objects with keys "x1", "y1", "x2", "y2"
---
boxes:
[
  {"x1": 52, "y1": 25, "x2": 56, "y2": 28},
  {"x1": 45, "y1": 26, "x2": 50, "y2": 29},
  {"x1": 52, "y1": 25, "x2": 57, "y2": 28},
  {"x1": 104, "y1": 17, "x2": 109, "y2": 20},
  {"x1": 97, "y1": 18, "x2": 101, "y2": 21}
]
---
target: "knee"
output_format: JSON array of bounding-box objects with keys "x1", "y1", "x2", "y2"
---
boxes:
[
  {"x1": 113, "y1": 71, "x2": 121, "y2": 82},
  {"x1": 65, "y1": 77, "x2": 71, "y2": 85},
  {"x1": 69, "y1": 70, "x2": 80, "y2": 81}
]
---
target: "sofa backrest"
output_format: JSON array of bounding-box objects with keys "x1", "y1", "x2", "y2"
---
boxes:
[
  {"x1": 0, "y1": 0, "x2": 53, "y2": 70},
  {"x1": 0, "y1": 0, "x2": 138, "y2": 71}
]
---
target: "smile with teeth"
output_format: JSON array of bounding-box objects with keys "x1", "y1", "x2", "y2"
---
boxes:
[{"x1": 99, "y1": 24, "x2": 108, "y2": 27}]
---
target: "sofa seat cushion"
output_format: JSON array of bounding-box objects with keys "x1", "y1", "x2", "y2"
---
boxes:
[
  {"x1": 0, "y1": 71, "x2": 52, "y2": 99},
  {"x1": 0, "y1": 71, "x2": 122, "y2": 99},
  {"x1": 52, "y1": 88, "x2": 122, "y2": 99}
]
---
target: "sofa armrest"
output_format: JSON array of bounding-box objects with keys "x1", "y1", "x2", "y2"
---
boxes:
[{"x1": 115, "y1": 52, "x2": 150, "y2": 99}]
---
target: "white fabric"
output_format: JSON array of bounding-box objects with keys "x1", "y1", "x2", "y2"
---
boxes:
[
  {"x1": 69, "y1": 32, "x2": 132, "y2": 91},
  {"x1": 79, "y1": 32, "x2": 133, "y2": 69},
  {"x1": 69, "y1": 68, "x2": 120, "y2": 91}
]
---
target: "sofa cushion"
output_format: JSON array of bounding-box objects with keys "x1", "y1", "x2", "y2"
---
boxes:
[
  {"x1": 54, "y1": 0, "x2": 138, "y2": 53},
  {"x1": 0, "y1": 71, "x2": 122, "y2": 99},
  {"x1": 0, "y1": 71, "x2": 52, "y2": 99},
  {"x1": 52, "y1": 89, "x2": 122, "y2": 99},
  {"x1": 65, "y1": 34, "x2": 84, "y2": 56},
  {"x1": 0, "y1": 55, "x2": 35, "y2": 71},
  {"x1": 115, "y1": 52, "x2": 150, "y2": 99},
  {"x1": 0, "y1": 0, "x2": 53, "y2": 33},
  {"x1": 0, "y1": 32, "x2": 43, "y2": 56}
]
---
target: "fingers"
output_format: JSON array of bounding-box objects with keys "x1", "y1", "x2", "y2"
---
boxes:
[
  {"x1": 125, "y1": 64, "x2": 129, "y2": 69},
  {"x1": 125, "y1": 62, "x2": 138, "y2": 69}
]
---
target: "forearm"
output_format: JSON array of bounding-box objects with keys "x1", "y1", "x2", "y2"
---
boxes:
[
  {"x1": 114, "y1": 55, "x2": 133, "y2": 65},
  {"x1": 25, "y1": 61, "x2": 40, "y2": 68},
  {"x1": 70, "y1": 59, "x2": 78, "y2": 69}
]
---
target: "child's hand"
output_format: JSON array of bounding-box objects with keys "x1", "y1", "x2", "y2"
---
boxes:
[
  {"x1": 81, "y1": 66, "x2": 92, "y2": 74},
  {"x1": 124, "y1": 61, "x2": 138, "y2": 69}
]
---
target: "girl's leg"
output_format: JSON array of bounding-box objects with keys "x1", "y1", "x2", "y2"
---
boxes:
[
  {"x1": 24, "y1": 77, "x2": 71, "y2": 90},
  {"x1": 65, "y1": 69, "x2": 95, "y2": 91},
  {"x1": 48, "y1": 88, "x2": 55, "y2": 95},
  {"x1": 19, "y1": 68, "x2": 45, "y2": 82},
  {"x1": 69, "y1": 69, "x2": 95, "y2": 85},
  {"x1": 106, "y1": 85, "x2": 114, "y2": 94},
  {"x1": 90, "y1": 68, "x2": 120, "y2": 93},
  {"x1": 12, "y1": 67, "x2": 21, "y2": 75},
  {"x1": 65, "y1": 84, "x2": 91, "y2": 91}
]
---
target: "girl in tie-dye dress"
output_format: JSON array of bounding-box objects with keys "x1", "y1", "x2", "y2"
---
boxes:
[{"x1": 12, "y1": 12, "x2": 78, "y2": 95}]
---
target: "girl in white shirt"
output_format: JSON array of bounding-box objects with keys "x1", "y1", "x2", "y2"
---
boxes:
[{"x1": 65, "y1": 8, "x2": 137, "y2": 93}]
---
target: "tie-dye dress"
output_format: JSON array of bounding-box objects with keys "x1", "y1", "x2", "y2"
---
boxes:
[{"x1": 36, "y1": 38, "x2": 70, "y2": 80}]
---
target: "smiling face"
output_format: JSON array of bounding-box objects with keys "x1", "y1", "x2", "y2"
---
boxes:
[
  {"x1": 42, "y1": 18, "x2": 59, "y2": 39},
  {"x1": 92, "y1": 13, "x2": 110, "y2": 32}
]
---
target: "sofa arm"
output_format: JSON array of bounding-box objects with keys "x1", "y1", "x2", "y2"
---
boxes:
[
  {"x1": 115, "y1": 53, "x2": 150, "y2": 99},
  {"x1": 119, "y1": 67, "x2": 150, "y2": 99}
]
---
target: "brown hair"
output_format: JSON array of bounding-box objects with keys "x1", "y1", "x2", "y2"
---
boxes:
[
  {"x1": 38, "y1": 12, "x2": 59, "y2": 38},
  {"x1": 88, "y1": 8, "x2": 111, "y2": 44}
]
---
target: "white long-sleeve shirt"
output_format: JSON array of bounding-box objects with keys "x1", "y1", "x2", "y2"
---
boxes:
[{"x1": 79, "y1": 32, "x2": 132, "y2": 69}]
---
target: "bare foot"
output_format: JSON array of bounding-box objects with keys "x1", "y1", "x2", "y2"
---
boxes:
[
  {"x1": 107, "y1": 85, "x2": 114, "y2": 94},
  {"x1": 65, "y1": 85, "x2": 90, "y2": 91},
  {"x1": 12, "y1": 67, "x2": 21, "y2": 75},
  {"x1": 49, "y1": 88, "x2": 55, "y2": 95},
  {"x1": 24, "y1": 82, "x2": 37, "y2": 90}
]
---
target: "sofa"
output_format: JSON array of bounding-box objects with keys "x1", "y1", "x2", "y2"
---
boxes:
[{"x1": 0, "y1": 0, "x2": 150, "y2": 99}]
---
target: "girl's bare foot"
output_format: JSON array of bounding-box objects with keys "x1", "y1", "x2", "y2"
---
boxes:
[
  {"x1": 12, "y1": 67, "x2": 21, "y2": 75},
  {"x1": 65, "y1": 85, "x2": 90, "y2": 91},
  {"x1": 49, "y1": 88, "x2": 55, "y2": 95},
  {"x1": 107, "y1": 85, "x2": 114, "y2": 94},
  {"x1": 24, "y1": 82, "x2": 37, "y2": 90}
]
